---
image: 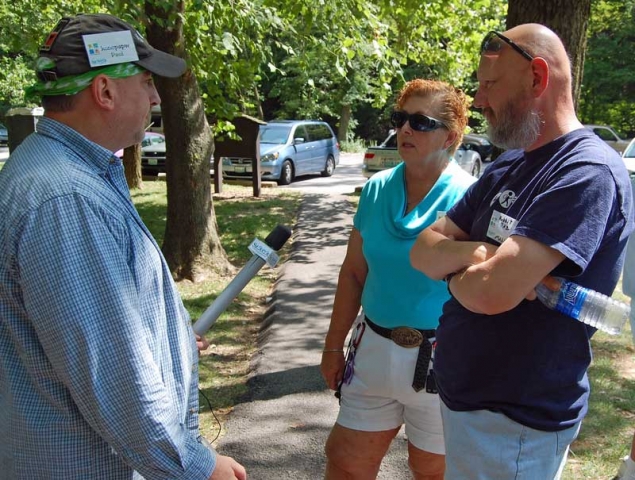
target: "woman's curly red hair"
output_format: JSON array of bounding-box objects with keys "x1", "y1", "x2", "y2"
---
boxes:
[{"x1": 396, "y1": 79, "x2": 469, "y2": 154}]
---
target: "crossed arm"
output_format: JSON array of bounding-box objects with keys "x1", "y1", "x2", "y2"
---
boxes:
[{"x1": 410, "y1": 216, "x2": 565, "y2": 315}]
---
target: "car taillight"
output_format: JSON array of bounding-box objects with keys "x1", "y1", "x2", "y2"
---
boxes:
[{"x1": 364, "y1": 153, "x2": 375, "y2": 159}]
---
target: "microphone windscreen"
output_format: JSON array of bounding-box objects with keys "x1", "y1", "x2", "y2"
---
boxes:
[{"x1": 264, "y1": 225, "x2": 292, "y2": 251}]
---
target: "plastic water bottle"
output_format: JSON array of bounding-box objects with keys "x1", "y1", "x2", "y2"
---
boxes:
[{"x1": 534, "y1": 277, "x2": 630, "y2": 335}]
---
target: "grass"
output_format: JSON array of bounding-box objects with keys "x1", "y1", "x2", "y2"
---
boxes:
[
  {"x1": 563, "y1": 311, "x2": 635, "y2": 479},
  {"x1": 131, "y1": 181, "x2": 301, "y2": 445},
  {"x1": 340, "y1": 137, "x2": 368, "y2": 153},
  {"x1": 133, "y1": 180, "x2": 634, "y2": 477}
]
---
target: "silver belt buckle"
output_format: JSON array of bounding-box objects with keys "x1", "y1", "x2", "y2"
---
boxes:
[{"x1": 390, "y1": 327, "x2": 423, "y2": 348}]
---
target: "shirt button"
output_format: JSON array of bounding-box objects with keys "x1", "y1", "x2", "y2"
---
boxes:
[{"x1": 189, "y1": 408, "x2": 197, "y2": 414}]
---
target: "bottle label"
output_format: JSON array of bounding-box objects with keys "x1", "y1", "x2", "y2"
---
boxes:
[{"x1": 554, "y1": 281, "x2": 588, "y2": 319}]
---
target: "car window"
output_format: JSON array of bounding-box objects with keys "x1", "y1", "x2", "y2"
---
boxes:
[
  {"x1": 305, "y1": 124, "x2": 320, "y2": 141},
  {"x1": 383, "y1": 133, "x2": 397, "y2": 148},
  {"x1": 293, "y1": 125, "x2": 308, "y2": 142},
  {"x1": 306, "y1": 123, "x2": 333, "y2": 141},
  {"x1": 319, "y1": 124, "x2": 333, "y2": 140},
  {"x1": 593, "y1": 128, "x2": 618, "y2": 142},
  {"x1": 260, "y1": 125, "x2": 291, "y2": 144},
  {"x1": 624, "y1": 142, "x2": 635, "y2": 159},
  {"x1": 305, "y1": 124, "x2": 317, "y2": 140}
]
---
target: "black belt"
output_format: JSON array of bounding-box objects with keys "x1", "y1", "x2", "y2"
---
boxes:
[{"x1": 364, "y1": 316, "x2": 436, "y2": 393}]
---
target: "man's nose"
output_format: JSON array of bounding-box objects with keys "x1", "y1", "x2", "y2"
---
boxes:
[
  {"x1": 473, "y1": 88, "x2": 488, "y2": 109},
  {"x1": 150, "y1": 86, "x2": 161, "y2": 106}
]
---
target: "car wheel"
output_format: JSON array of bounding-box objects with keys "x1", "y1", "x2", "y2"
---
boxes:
[
  {"x1": 471, "y1": 159, "x2": 482, "y2": 178},
  {"x1": 278, "y1": 160, "x2": 293, "y2": 185},
  {"x1": 321, "y1": 155, "x2": 335, "y2": 177}
]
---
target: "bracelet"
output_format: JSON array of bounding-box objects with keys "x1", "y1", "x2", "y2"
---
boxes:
[{"x1": 322, "y1": 349, "x2": 343, "y2": 353}]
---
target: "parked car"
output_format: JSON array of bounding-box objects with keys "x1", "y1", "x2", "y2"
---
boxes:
[
  {"x1": 362, "y1": 131, "x2": 483, "y2": 179},
  {"x1": 139, "y1": 133, "x2": 168, "y2": 175},
  {"x1": 222, "y1": 120, "x2": 340, "y2": 185},
  {"x1": 584, "y1": 124, "x2": 632, "y2": 155},
  {"x1": 119, "y1": 132, "x2": 215, "y2": 177},
  {"x1": 114, "y1": 132, "x2": 165, "y2": 159},
  {"x1": 622, "y1": 138, "x2": 635, "y2": 175},
  {"x1": 0, "y1": 123, "x2": 8, "y2": 145},
  {"x1": 113, "y1": 132, "x2": 167, "y2": 175},
  {"x1": 463, "y1": 133, "x2": 494, "y2": 162}
]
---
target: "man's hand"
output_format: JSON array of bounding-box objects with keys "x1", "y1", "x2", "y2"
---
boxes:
[
  {"x1": 410, "y1": 216, "x2": 493, "y2": 279},
  {"x1": 196, "y1": 334, "x2": 210, "y2": 353},
  {"x1": 209, "y1": 455, "x2": 247, "y2": 480},
  {"x1": 527, "y1": 275, "x2": 560, "y2": 301}
]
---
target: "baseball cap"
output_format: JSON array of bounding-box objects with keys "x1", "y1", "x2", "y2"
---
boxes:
[{"x1": 36, "y1": 13, "x2": 186, "y2": 81}]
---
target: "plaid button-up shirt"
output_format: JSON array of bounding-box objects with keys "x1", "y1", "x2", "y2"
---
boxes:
[{"x1": 0, "y1": 118, "x2": 215, "y2": 479}]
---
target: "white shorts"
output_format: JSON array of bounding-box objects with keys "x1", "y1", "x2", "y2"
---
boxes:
[{"x1": 336, "y1": 318, "x2": 445, "y2": 455}]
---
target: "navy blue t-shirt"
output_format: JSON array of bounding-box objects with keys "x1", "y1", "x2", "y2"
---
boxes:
[{"x1": 436, "y1": 128, "x2": 634, "y2": 431}]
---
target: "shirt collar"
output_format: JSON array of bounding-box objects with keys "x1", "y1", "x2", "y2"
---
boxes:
[{"x1": 35, "y1": 117, "x2": 120, "y2": 173}]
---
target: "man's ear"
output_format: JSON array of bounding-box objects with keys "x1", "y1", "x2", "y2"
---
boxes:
[
  {"x1": 89, "y1": 74, "x2": 116, "y2": 111},
  {"x1": 530, "y1": 57, "x2": 549, "y2": 97}
]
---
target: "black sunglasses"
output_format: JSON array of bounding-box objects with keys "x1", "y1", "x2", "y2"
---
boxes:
[
  {"x1": 480, "y1": 31, "x2": 533, "y2": 61},
  {"x1": 390, "y1": 111, "x2": 447, "y2": 132}
]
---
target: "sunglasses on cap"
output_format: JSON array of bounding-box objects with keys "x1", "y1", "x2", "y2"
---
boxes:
[
  {"x1": 480, "y1": 31, "x2": 533, "y2": 61},
  {"x1": 390, "y1": 111, "x2": 447, "y2": 132}
]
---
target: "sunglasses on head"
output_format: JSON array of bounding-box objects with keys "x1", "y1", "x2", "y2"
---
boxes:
[
  {"x1": 480, "y1": 31, "x2": 533, "y2": 61},
  {"x1": 390, "y1": 111, "x2": 447, "y2": 132}
]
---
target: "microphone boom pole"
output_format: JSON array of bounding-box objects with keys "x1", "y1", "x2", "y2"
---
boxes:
[{"x1": 192, "y1": 225, "x2": 292, "y2": 336}]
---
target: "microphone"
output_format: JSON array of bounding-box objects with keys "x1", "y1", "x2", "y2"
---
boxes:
[{"x1": 192, "y1": 224, "x2": 292, "y2": 335}]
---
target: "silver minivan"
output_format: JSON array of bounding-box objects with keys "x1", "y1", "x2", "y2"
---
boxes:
[{"x1": 222, "y1": 120, "x2": 341, "y2": 185}]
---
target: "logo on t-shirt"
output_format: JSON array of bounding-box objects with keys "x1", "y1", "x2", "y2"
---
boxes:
[{"x1": 490, "y1": 189, "x2": 517, "y2": 209}]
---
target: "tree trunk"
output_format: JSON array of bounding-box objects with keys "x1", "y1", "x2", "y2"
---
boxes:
[
  {"x1": 254, "y1": 85, "x2": 264, "y2": 120},
  {"x1": 338, "y1": 104, "x2": 352, "y2": 143},
  {"x1": 123, "y1": 143, "x2": 143, "y2": 189},
  {"x1": 145, "y1": 0, "x2": 232, "y2": 281},
  {"x1": 506, "y1": 0, "x2": 592, "y2": 111}
]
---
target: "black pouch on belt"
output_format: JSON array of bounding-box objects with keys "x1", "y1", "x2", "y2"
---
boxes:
[{"x1": 364, "y1": 316, "x2": 435, "y2": 393}]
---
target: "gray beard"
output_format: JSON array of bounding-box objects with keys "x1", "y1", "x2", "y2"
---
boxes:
[{"x1": 487, "y1": 104, "x2": 542, "y2": 150}]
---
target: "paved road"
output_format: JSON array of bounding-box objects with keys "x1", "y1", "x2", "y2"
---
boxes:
[{"x1": 216, "y1": 152, "x2": 411, "y2": 479}]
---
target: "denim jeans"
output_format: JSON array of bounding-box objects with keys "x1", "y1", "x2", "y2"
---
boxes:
[{"x1": 440, "y1": 402, "x2": 581, "y2": 480}]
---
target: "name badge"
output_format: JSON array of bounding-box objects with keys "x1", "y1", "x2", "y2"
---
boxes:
[
  {"x1": 82, "y1": 31, "x2": 139, "y2": 68},
  {"x1": 487, "y1": 210, "x2": 518, "y2": 244},
  {"x1": 248, "y1": 238, "x2": 279, "y2": 268}
]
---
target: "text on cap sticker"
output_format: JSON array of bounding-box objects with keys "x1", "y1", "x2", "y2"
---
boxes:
[{"x1": 82, "y1": 30, "x2": 140, "y2": 67}]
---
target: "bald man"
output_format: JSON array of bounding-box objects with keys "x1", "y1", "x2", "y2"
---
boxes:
[{"x1": 409, "y1": 24, "x2": 634, "y2": 479}]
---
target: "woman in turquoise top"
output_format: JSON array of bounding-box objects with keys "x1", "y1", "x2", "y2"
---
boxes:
[{"x1": 320, "y1": 79, "x2": 475, "y2": 479}]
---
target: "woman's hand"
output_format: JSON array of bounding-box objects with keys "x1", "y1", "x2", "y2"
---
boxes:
[{"x1": 320, "y1": 350, "x2": 345, "y2": 391}]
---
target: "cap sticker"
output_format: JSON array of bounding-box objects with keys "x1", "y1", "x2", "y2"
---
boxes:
[{"x1": 82, "y1": 30, "x2": 139, "y2": 68}]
